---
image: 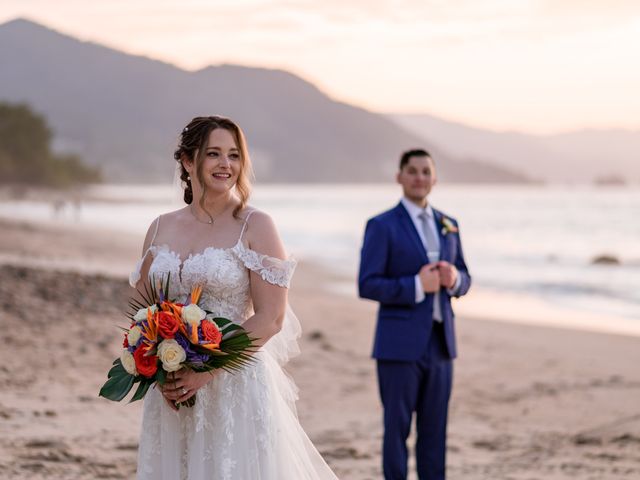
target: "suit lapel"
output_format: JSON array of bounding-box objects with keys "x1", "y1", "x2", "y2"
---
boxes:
[
  {"x1": 395, "y1": 203, "x2": 428, "y2": 263},
  {"x1": 433, "y1": 209, "x2": 450, "y2": 262}
]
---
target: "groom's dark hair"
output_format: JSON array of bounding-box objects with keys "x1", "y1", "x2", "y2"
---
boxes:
[{"x1": 399, "y1": 149, "x2": 432, "y2": 170}]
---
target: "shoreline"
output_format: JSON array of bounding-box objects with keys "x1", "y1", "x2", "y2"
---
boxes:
[
  {"x1": 2, "y1": 182, "x2": 639, "y2": 336},
  {"x1": 314, "y1": 269, "x2": 640, "y2": 340},
  {"x1": 1, "y1": 216, "x2": 638, "y2": 341}
]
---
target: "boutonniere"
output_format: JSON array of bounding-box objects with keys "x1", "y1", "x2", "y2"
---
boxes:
[{"x1": 440, "y1": 216, "x2": 458, "y2": 235}]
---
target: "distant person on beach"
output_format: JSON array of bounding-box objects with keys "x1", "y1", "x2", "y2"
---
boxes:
[
  {"x1": 51, "y1": 198, "x2": 65, "y2": 218},
  {"x1": 358, "y1": 149, "x2": 472, "y2": 480},
  {"x1": 128, "y1": 116, "x2": 338, "y2": 479},
  {"x1": 71, "y1": 194, "x2": 82, "y2": 221}
]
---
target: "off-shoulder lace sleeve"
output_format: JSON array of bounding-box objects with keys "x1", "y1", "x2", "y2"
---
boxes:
[
  {"x1": 129, "y1": 257, "x2": 144, "y2": 288},
  {"x1": 235, "y1": 245, "x2": 297, "y2": 288},
  {"x1": 129, "y1": 246, "x2": 158, "y2": 288},
  {"x1": 129, "y1": 216, "x2": 161, "y2": 288}
]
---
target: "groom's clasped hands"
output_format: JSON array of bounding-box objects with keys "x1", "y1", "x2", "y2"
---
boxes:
[{"x1": 419, "y1": 261, "x2": 458, "y2": 292}]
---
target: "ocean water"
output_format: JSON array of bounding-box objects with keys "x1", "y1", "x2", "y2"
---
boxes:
[{"x1": 1, "y1": 184, "x2": 638, "y2": 322}]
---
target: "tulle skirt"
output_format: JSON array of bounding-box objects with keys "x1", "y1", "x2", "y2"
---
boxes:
[{"x1": 136, "y1": 308, "x2": 338, "y2": 480}]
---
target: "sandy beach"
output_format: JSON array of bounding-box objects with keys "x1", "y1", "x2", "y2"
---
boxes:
[{"x1": 1, "y1": 218, "x2": 639, "y2": 479}]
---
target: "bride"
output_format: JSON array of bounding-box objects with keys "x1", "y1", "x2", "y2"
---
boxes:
[{"x1": 129, "y1": 116, "x2": 339, "y2": 479}]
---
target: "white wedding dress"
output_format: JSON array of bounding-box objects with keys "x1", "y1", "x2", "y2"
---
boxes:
[{"x1": 129, "y1": 212, "x2": 338, "y2": 480}]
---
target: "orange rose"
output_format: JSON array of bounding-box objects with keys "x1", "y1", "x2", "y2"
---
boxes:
[
  {"x1": 201, "y1": 320, "x2": 222, "y2": 348},
  {"x1": 157, "y1": 311, "x2": 180, "y2": 339},
  {"x1": 134, "y1": 347, "x2": 158, "y2": 378}
]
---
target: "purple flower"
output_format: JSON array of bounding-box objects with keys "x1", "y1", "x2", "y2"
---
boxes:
[{"x1": 174, "y1": 332, "x2": 209, "y2": 365}]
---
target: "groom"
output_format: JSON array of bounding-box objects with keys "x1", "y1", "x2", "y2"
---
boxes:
[{"x1": 358, "y1": 149, "x2": 471, "y2": 480}]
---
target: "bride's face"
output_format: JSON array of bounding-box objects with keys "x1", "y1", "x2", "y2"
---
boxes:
[{"x1": 186, "y1": 128, "x2": 242, "y2": 195}]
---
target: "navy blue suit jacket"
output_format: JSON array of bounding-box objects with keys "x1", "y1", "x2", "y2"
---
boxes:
[{"x1": 358, "y1": 202, "x2": 471, "y2": 361}]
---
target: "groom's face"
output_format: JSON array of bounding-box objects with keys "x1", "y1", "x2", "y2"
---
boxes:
[{"x1": 396, "y1": 155, "x2": 436, "y2": 203}]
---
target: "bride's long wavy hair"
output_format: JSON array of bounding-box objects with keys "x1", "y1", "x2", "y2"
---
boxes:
[{"x1": 173, "y1": 116, "x2": 253, "y2": 218}]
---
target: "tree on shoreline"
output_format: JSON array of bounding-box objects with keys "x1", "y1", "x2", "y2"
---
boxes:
[{"x1": 0, "y1": 102, "x2": 101, "y2": 187}]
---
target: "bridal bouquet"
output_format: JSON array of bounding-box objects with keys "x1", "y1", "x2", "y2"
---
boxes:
[{"x1": 99, "y1": 275, "x2": 256, "y2": 408}]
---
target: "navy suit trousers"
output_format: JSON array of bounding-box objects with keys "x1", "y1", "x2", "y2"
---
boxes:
[{"x1": 377, "y1": 321, "x2": 453, "y2": 480}]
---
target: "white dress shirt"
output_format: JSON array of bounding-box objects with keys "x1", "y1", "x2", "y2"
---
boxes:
[{"x1": 400, "y1": 197, "x2": 461, "y2": 320}]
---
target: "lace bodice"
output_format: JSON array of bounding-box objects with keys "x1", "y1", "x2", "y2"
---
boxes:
[{"x1": 128, "y1": 211, "x2": 296, "y2": 324}]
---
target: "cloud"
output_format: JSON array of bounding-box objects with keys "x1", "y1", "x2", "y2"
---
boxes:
[
  {"x1": 539, "y1": 0, "x2": 640, "y2": 17},
  {"x1": 535, "y1": 0, "x2": 640, "y2": 32}
]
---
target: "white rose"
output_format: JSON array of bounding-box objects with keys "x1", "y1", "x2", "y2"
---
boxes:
[
  {"x1": 120, "y1": 350, "x2": 138, "y2": 376},
  {"x1": 182, "y1": 304, "x2": 206, "y2": 327},
  {"x1": 157, "y1": 339, "x2": 186, "y2": 372},
  {"x1": 127, "y1": 325, "x2": 142, "y2": 346},
  {"x1": 133, "y1": 304, "x2": 158, "y2": 322}
]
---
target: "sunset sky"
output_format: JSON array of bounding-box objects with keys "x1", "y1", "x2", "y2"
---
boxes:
[{"x1": 2, "y1": 0, "x2": 640, "y2": 134}]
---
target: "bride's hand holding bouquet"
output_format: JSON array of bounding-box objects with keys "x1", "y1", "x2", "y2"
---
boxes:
[{"x1": 99, "y1": 275, "x2": 256, "y2": 409}]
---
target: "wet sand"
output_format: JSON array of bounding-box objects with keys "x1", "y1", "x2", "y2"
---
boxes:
[{"x1": 1, "y1": 218, "x2": 639, "y2": 479}]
